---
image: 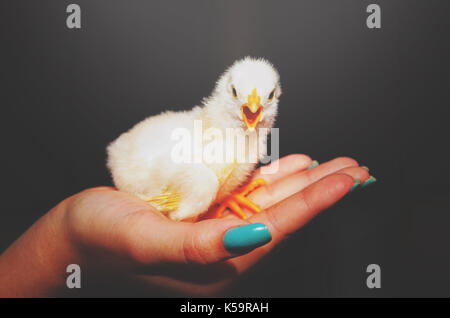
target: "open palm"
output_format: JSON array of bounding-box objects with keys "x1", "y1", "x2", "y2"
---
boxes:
[{"x1": 65, "y1": 154, "x2": 370, "y2": 295}]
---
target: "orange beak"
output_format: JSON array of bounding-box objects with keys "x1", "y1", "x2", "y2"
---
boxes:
[{"x1": 241, "y1": 88, "x2": 263, "y2": 131}]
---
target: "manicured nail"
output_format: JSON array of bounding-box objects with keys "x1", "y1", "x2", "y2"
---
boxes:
[
  {"x1": 350, "y1": 179, "x2": 361, "y2": 192},
  {"x1": 362, "y1": 176, "x2": 377, "y2": 187},
  {"x1": 223, "y1": 223, "x2": 272, "y2": 253},
  {"x1": 361, "y1": 166, "x2": 370, "y2": 171},
  {"x1": 307, "y1": 160, "x2": 319, "y2": 170}
]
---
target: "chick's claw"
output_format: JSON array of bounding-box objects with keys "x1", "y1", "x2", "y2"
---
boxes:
[{"x1": 215, "y1": 178, "x2": 267, "y2": 219}]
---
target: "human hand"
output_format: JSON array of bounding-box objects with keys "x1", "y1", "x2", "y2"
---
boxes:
[
  {"x1": 64, "y1": 154, "x2": 371, "y2": 295},
  {"x1": 0, "y1": 154, "x2": 372, "y2": 297}
]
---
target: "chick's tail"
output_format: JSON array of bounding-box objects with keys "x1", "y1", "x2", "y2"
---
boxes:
[
  {"x1": 145, "y1": 191, "x2": 182, "y2": 213},
  {"x1": 139, "y1": 163, "x2": 220, "y2": 221}
]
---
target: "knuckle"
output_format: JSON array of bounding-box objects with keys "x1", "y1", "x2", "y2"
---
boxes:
[
  {"x1": 296, "y1": 191, "x2": 313, "y2": 215},
  {"x1": 265, "y1": 209, "x2": 288, "y2": 241},
  {"x1": 263, "y1": 184, "x2": 276, "y2": 203},
  {"x1": 182, "y1": 232, "x2": 210, "y2": 265}
]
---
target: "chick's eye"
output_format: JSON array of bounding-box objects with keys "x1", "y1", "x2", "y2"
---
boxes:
[
  {"x1": 268, "y1": 90, "x2": 275, "y2": 100},
  {"x1": 232, "y1": 86, "x2": 237, "y2": 98}
]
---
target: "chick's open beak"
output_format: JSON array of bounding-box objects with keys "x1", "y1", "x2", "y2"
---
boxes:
[{"x1": 241, "y1": 88, "x2": 263, "y2": 131}]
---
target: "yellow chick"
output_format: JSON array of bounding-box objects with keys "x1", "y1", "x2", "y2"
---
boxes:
[{"x1": 107, "y1": 57, "x2": 281, "y2": 221}]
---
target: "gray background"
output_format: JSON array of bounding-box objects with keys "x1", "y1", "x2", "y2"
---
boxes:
[{"x1": 1, "y1": 0, "x2": 450, "y2": 297}]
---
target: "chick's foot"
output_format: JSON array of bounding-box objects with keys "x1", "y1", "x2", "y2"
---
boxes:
[{"x1": 215, "y1": 178, "x2": 267, "y2": 219}]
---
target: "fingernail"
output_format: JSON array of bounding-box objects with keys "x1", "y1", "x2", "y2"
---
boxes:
[
  {"x1": 350, "y1": 179, "x2": 361, "y2": 192},
  {"x1": 307, "y1": 160, "x2": 319, "y2": 170},
  {"x1": 223, "y1": 223, "x2": 272, "y2": 253},
  {"x1": 361, "y1": 166, "x2": 370, "y2": 171},
  {"x1": 362, "y1": 176, "x2": 377, "y2": 187}
]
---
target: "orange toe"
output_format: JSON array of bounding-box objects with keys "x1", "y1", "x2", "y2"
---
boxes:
[
  {"x1": 215, "y1": 178, "x2": 266, "y2": 219},
  {"x1": 234, "y1": 195, "x2": 261, "y2": 213}
]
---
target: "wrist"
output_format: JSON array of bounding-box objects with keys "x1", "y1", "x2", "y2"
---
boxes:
[{"x1": 0, "y1": 199, "x2": 81, "y2": 297}]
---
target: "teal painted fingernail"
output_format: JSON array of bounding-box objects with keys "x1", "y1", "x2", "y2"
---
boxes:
[
  {"x1": 350, "y1": 179, "x2": 361, "y2": 192},
  {"x1": 223, "y1": 223, "x2": 272, "y2": 253},
  {"x1": 362, "y1": 176, "x2": 377, "y2": 187},
  {"x1": 307, "y1": 160, "x2": 319, "y2": 170}
]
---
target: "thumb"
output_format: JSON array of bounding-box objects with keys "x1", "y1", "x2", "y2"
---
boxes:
[
  {"x1": 181, "y1": 219, "x2": 273, "y2": 264},
  {"x1": 128, "y1": 214, "x2": 272, "y2": 266}
]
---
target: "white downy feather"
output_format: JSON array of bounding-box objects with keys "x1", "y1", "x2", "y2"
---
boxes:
[{"x1": 107, "y1": 57, "x2": 281, "y2": 220}]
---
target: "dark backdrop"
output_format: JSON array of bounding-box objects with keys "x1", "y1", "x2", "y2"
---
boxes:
[{"x1": 1, "y1": 0, "x2": 449, "y2": 297}]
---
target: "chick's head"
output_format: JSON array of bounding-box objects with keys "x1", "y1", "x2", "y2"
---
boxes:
[{"x1": 213, "y1": 57, "x2": 281, "y2": 131}]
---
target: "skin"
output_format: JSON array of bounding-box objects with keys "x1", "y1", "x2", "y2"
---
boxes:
[{"x1": 0, "y1": 154, "x2": 370, "y2": 297}]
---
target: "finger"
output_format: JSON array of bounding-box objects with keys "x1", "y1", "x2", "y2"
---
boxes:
[
  {"x1": 209, "y1": 154, "x2": 311, "y2": 220},
  {"x1": 231, "y1": 173, "x2": 355, "y2": 272},
  {"x1": 182, "y1": 218, "x2": 274, "y2": 264},
  {"x1": 126, "y1": 212, "x2": 270, "y2": 265},
  {"x1": 80, "y1": 186, "x2": 116, "y2": 193},
  {"x1": 252, "y1": 154, "x2": 312, "y2": 184},
  {"x1": 257, "y1": 173, "x2": 355, "y2": 242},
  {"x1": 336, "y1": 166, "x2": 370, "y2": 183},
  {"x1": 248, "y1": 156, "x2": 359, "y2": 210}
]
